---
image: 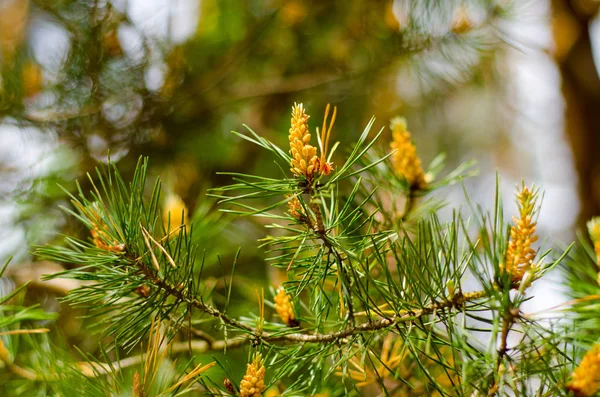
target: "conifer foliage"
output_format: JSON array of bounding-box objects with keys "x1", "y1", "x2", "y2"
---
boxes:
[{"x1": 3, "y1": 103, "x2": 600, "y2": 396}]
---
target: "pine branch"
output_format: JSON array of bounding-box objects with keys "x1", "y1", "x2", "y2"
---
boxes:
[
  {"x1": 399, "y1": 188, "x2": 417, "y2": 222},
  {"x1": 309, "y1": 199, "x2": 356, "y2": 325},
  {"x1": 132, "y1": 251, "x2": 490, "y2": 345},
  {"x1": 488, "y1": 303, "x2": 518, "y2": 397}
]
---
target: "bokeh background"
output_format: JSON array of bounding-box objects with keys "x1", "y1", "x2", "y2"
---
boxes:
[{"x1": 0, "y1": 0, "x2": 598, "y2": 372}]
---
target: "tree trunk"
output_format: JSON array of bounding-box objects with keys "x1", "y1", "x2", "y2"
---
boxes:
[{"x1": 554, "y1": 0, "x2": 600, "y2": 224}]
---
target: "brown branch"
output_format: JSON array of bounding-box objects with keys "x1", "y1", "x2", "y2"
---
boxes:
[
  {"x1": 179, "y1": 322, "x2": 216, "y2": 345},
  {"x1": 399, "y1": 188, "x2": 417, "y2": 222},
  {"x1": 289, "y1": 188, "x2": 356, "y2": 324},
  {"x1": 131, "y1": 258, "x2": 256, "y2": 335},
  {"x1": 79, "y1": 290, "x2": 491, "y2": 379},
  {"x1": 488, "y1": 304, "x2": 518, "y2": 396},
  {"x1": 1, "y1": 283, "x2": 489, "y2": 383},
  {"x1": 134, "y1": 254, "x2": 488, "y2": 345},
  {"x1": 309, "y1": 199, "x2": 356, "y2": 325}
]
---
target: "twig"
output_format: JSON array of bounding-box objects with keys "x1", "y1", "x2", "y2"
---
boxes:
[
  {"x1": 133, "y1": 256, "x2": 488, "y2": 345},
  {"x1": 488, "y1": 304, "x2": 518, "y2": 396},
  {"x1": 71, "y1": 289, "x2": 488, "y2": 379},
  {"x1": 310, "y1": 200, "x2": 356, "y2": 325},
  {"x1": 183, "y1": 325, "x2": 217, "y2": 345},
  {"x1": 399, "y1": 188, "x2": 416, "y2": 222}
]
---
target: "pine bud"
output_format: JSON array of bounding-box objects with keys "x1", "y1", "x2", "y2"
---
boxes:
[
  {"x1": 446, "y1": 280, "x2": 456, "y2": 299},
  {"x1": 86, "y1": 203, "x2": 125, "y2": 253},
  {"x1": 389, "y1": 117, "x2": 427, "y2": 189},
  {"x1": 287, "y1": 196, "x2": 305, "y2": 221},
  {"x1": 274, "y1": 287, "x2": 297, "y2": 326},
  {"x1": 240, "y1": 354, "x2": 266, "y2": 397},
  {"x1": 135, "y1": 285, "x2": 151, "y2": 298},
  {"x1": 223, "y1": 377, "x2": 235, "y2": 395},
  {"x1": 518, "y1": 264, "x2": 539, "y2": 294}
]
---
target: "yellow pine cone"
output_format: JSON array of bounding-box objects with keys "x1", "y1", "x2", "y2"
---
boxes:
[
  {"x1": 502, "y1": 185, "x2": 538, "y2": 283},
  {"x1": 289, "y1": 103, "x2": 319, "y2": 179},
  {"x1": 162, "y1": 193, "x2": 189, "y2": 233},
  {"x1": 240, "y1": 355, "x2": 267, "y2": 397},
  {"x1": 389, "y1": 117, "x2": 427, "y2": 189},
  {"x1": 274, "y1": 287, "x2": 296, "y2": 326},
  {"x1": 86, "y1": 203, "x2": 124, "y2": 253},
  {"x1": 91, "y1": 229, "x2": 124, "y2": 253},
  {"x1": 132, "y1": 371, "x2": 144, "y2": 397},
  {"x1": 568, "y1": 344, "x2": 600, "y2": 397},
  {"x1": 287, "y1": 196, "x2": 306, "y2": 221},
  {"x1": 287, "y1": 196, "x2": 303, "y2": 218}
]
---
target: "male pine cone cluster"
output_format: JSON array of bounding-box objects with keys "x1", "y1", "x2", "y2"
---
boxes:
[
  {"x1": 568, "y1": 344, "x2": 600, "y2": 397},
  {"x1": 274, "y1": 287, "x2": 296, "y2": 326},
  {"x1": 287, "y1": 196, "x2": 306, "y2": 222},
  {"x1": 389, "y1": 117, "x2": 427, "y2": 189},
  {"x1": 239, "y1": 355, "x2": 266, "y2": 397},
  {"x1": 501, "y1": 184, "x2": 538, "y2": 283},
  {"x1": 289, "y1": 103, "x2": 319, "y2": 178},
  {"x1": 288, "y1": 103, "x2": 334, "y2": 181},
  {"x1": 80, "y1": 202, "x2": 125, "y2": 253}
]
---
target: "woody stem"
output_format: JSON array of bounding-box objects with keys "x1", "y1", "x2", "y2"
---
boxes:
[{"x1": 310, "y1": 199, "x2": 355, "y2": 325}]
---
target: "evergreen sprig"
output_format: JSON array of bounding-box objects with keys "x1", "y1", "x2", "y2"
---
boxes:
[{"x1": 8, "y1": 105, "x2": 588, "y2": 396}]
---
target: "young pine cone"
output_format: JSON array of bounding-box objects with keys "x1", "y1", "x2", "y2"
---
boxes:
[{"x1": 240, "y1": 355, "x2": 266, "y2": 397}]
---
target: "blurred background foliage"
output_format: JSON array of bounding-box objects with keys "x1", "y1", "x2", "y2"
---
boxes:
[{"x1": 2, "y1": 0, "x2": 600, "y2": 393}]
